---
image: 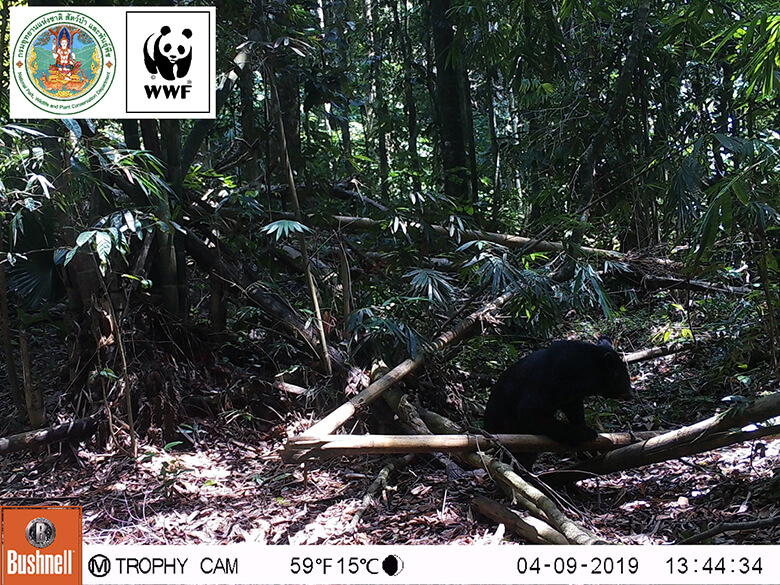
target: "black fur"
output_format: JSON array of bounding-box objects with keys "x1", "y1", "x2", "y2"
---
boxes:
[{"x1": 483, "y1": 340, "x2": 632, "y2": 470}]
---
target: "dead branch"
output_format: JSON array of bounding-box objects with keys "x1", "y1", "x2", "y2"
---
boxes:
[
  {"x1": 623, "y1": 334, "x2": 722, "y2": 363},
  {"x1": 282, "y1": 431, "x2": 661, "y2": 462},
  {"x1": 293, "y1": 213, "x2": 623, "y2": 258},
  {"x1": 349, "y1": 454, "x2": 415, "y2": 532},
  {"x1": 623, "y1": 342, "x2": 692, "y2": 363},
  {"x1": 303, "y1": 213, "x2": 747, "y2": 294},
  {"x1": 318, "y1": 212, "x2": 747, "y2": 294},
  {"x1": 677, "y1": 515, "x2": 780, "y2": 544},
  {"x1": 472, "y1": 495, "x2": 568, "y2": 544},
  {"x1": 273, "y1": 381, "x2": 308, "y2": 395},
  {"x1": 555, "y1": 392, "x2": 780, "y2": 477},
  {"x1": 387, "y1": 397, "x2": 606, "y2": 544},
  {"x1": 636, "y1": 274, "x2": 751, "y2": 295},
  {"x1": 0, "y1": 414, "x2": 100, "y2": 455},
  {"x1": 299, "y1": 288, "x2": 519, "y2": 437}
]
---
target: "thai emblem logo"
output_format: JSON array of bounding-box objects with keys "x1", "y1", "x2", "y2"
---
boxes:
[{"x1": 13, "y1": 10, "x2": 115, "y2": 115}]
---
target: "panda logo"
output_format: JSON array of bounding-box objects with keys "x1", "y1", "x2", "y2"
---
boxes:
[{"x1": 143, "y1": 26, "x2": 193, "y2": 81}]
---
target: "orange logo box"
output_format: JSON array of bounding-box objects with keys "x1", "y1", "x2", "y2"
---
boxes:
[{"x1": 1, "y1": 506, "x2": 81, "y2": 585}]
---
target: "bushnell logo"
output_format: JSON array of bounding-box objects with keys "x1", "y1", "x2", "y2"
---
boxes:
[{"x1": 26, "y1": 517, "x2": 56, "y2": 548}]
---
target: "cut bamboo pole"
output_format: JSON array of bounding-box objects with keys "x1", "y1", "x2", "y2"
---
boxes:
[{"x1": 301, "y1": 289, "x2": 518, "y2": 437}]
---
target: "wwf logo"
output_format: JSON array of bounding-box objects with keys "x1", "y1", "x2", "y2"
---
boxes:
[{"x1": 142, "y1": 25, "x2": 192, "y2": 81}]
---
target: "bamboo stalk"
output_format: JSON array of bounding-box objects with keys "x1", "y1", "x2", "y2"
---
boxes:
[
  {"x1": 301, "y1": 289, "x2": 518, "y2": 437},
  {"x1": 282, "y1": 431, "x2": 661, "y2": 462}
]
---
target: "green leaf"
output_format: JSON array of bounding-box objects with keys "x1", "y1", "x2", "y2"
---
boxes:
[
  {"x1": 123, "y1": 210, "x2": 137, "y2": 233},
  {"x1": 61, "y1": 118, "x2": 81, "y2": 140},
  {"x1": 63, "y1": 247, "x2": 78, "y2": 267},
  {"x1": 731, "y1": 179, "x2": 750, "y2": 205},
  {"x1": 76, "y1": 230, "x2": 96, "y2": 247},
  {"x1": 260, "y1": 219, "x2": 311, "y2": 241},
  {"x1": 95, "y1": 231, "x2": 112, "y2": 258}
]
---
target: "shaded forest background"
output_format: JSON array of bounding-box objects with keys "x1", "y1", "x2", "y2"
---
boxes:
[{"x1": 0, "y1": 0, "x2": 778, "y2": 544}]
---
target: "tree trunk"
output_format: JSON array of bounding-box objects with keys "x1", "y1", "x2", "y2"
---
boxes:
[
  {"x1": 0, "y1": 253, "x2": 25, "y2": 422},
  {"x1": 19, "y1": 329, "x2": 45, "y2": 428},
  {"x1": 556, "y1": 2, "x2": 650, "y2": 281},
  {"x1": 240, "y1": 66, "x2": 260, "y2": 182},
  {"x1": 368, "y1": 0, "x2": 388, "y2": 199},
  {"x1": 121, "y1": 120, "x2": 141, "y2": 151},
  {"x1": 267, "y1": 65, "x2": 333, "y2": 377},
  {"x1": 431, "y1": 0, "x2": 469, "y2": 201},
  {"x1": 326, "y1": 0, "x2": 353, "y2": 168},
  {"x1": 393, "y1": 0, "x2": 421, "y2": 194}
]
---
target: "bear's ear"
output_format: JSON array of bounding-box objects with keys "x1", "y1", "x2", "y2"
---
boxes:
[
  {"x1": 182, "y1": 29, "x2": 192, "y2": 39},
  {"x1": 161, "y1": 26, "x2": 171, "y2": 35}
]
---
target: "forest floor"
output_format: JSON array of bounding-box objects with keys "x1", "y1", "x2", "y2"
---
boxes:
[
  {"x1": 1, "y1": 316, "x2": 778, "y2": 545},
  {"x1": 2, "y1": 408, "x2": 778, "y2": 545}
]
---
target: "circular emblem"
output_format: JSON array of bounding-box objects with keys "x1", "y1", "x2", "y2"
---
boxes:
[
  {"x1": 88, "y1": 554, "x2": 112, "y2": 578},
  {"x1": 25, "y1": 517, "x2": 56, "y2": 548},
  {"x1": 13, "y1": 10, "x2": 115, "y2": 115}
]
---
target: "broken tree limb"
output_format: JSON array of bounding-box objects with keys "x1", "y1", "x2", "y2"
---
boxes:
[
  {"x1": 292, "y1": 213, "x2": 624, "y2": 258},
  {"x1": 183, "y1": 227, "x2": 346, "y2": 376},
  {"x1": 386, "y1": 397, "x2": 606, "y2": 544},
  {"x1": 299, "y1": 289, "x2": 518, "y2": 437},
  {"x1": 634, "y1": 274, "x2": 752, "y2": 296},
  {"x1": 622, "y1": 335, "x2": 723, "y2": 364},
  {"x1": 281, "y1": 431, "x2": 661, "y2": 462},
  {"x1": 555, "y1": 392, "x2": 780, "y2": 477},
  {"x1": 472, "y1": 495, "x2": 568, "y2": 545},
  {"x1": 623, "y1": 341, "x2": 692, "y2": 363},
  {"x1": 677, "y1": 515, "x2": 780, "y2": 545},
  {"x1": 0, "y1": 413, "x2": 100, "y2": 455},
  {"x1": 464, "y1": 447, "x2": 605, "y2": 544},
  {"x1": 349, "y1": 454, "x2": 415, "y2": 532}
]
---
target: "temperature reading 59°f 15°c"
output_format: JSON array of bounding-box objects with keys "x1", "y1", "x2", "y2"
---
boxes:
[{"x1": 290, "y1": 556, "x2": 399, "y2": 576}]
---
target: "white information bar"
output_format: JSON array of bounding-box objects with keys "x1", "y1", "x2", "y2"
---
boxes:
[{"x1": 82, "y1": 544, "x2": 776, "y2": 584}]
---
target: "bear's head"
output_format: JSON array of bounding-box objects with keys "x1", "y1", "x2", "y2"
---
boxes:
[{"x1": 157, "y1": 26, "x2": 192, "y2": 64}]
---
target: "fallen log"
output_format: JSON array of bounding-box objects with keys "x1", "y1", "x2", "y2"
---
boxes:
[
  {"x1": 300, "y1": 288, "x2": 519, "y2": 437},
  {"x1": 472, "y1": 495, "x2": 568, "y2": 545},
  {"x1": 0, "y1": 414, "x2": 100, "y2": 455},
  {"x1": 278, "y1": 212, "x2": 622, "y2": 258},
  {"x1": 548, "y1": 392, "x2": 780, "y2": 479},
  {"x1": 281, "y1": 431, "x2": 661, "y2": 462},
  {"x1": 380, "y1": 395, "x2": 606, "y2": 544}
]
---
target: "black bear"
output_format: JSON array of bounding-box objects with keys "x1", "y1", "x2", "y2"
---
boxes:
[
  {"x1": 483, "y1": 337, "x2": 632, "y2": 470},
  {"x1": 143, "y1": 26, "x2": 193, "y2": 81}
]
